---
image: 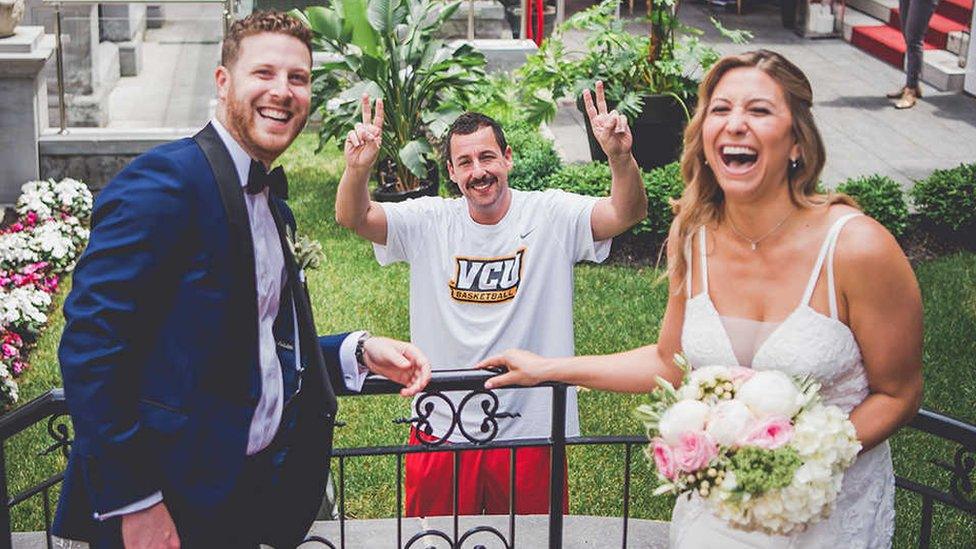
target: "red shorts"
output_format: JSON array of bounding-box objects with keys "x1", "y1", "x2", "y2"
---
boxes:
[{"x1": 404, "y1": 427, "x2": 569, "y2": 517}]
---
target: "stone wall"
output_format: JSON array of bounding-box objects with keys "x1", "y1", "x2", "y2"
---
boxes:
[{"x1": 38, "y1": 128, "x2": 194, "y2": 191}]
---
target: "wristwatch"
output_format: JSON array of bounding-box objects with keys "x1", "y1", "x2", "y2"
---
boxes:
[{"x1": 355, "y1": 331, "x2": 372, "y2": 368}]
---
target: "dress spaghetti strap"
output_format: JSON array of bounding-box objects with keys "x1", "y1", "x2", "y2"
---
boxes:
[{"x1": 800, "y1": 213, "x2": 862, "y2": 318}]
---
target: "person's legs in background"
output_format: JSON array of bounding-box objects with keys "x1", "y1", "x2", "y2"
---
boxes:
[{"x1": 894, "y1": 0, "x2": 940, "y2": 108}]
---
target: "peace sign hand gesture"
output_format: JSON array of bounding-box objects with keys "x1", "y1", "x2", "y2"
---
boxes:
[
  {"x1": 583, "y1": 81, "x2": 633, "y2": 161},
  {"x1": 344, "y1": 94, "x2": 384, "y2": 172}
]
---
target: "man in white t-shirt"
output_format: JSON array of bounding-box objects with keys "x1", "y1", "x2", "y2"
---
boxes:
[{"x1": 335, "y1": 83, "x2": 647, "y2": 516}]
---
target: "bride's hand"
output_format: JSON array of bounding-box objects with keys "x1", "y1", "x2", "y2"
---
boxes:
[{"x1": 475, "y1": 349, "x2": 551, "y2": 389}]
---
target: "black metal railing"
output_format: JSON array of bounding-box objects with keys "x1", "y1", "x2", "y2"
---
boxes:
[{"x1": 0, "y1": 374, "x2": 974, "y2": 548}]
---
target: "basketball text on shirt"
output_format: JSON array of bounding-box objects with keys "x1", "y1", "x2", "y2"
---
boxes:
[{"x1": 449, "y1": 248, "x2": 525, "y2": 303}]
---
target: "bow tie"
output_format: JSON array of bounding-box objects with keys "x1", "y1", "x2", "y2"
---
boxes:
[{"x1": 246, "y1": 160, "x2": 288, "y2": 199}]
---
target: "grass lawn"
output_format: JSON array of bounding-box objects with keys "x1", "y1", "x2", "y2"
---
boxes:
[{"x1": 6, "y1": 133, "x2": 974, "y2": 547}]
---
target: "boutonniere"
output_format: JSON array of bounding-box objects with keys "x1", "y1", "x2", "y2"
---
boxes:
[{"x1": 286, "y1": 226, "x2": 324, "y2": 272}]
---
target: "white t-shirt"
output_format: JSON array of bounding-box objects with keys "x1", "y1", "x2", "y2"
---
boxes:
[{"x1": 374, "y1": 189, "x2": 611, "y2": 442}]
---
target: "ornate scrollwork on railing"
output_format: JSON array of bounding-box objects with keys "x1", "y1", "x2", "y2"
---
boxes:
[
  {"x1": 394, "y1": 389, "x2": 520, "y2": 447},
  {"x1": 457, "y1": 390, "x2": 521, "y2": 445},
  {"x1": 403, "y1": 525, "x2": 510, "y2": 549},
  {"x1": 933, "y1": 445, "x2": 976, "y2": 513},
  {"x1": 40, "y1": 412, "x2": 73, "y2": 458}
]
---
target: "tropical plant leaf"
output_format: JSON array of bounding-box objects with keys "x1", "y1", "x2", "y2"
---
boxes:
[
  {"x1": 399, "y1": 139, "x2": 433, "y2": 179},
  {"x1": 341, "y1": 0, "x2": 381, "y2": 56}
]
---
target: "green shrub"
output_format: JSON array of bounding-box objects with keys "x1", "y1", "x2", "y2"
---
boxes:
[
  {"x1": 836, "y1": 174, "x2": 909, "y2": 238},
  {"x1": 541, "y1": 160, "x2": 684, "y2": 242},
  {"x1": 545, "y1": 162, "x2": 612, "y2": 197},
  {"x1": 911, "y1": 163, "x2": 976, "y2": 235},
  {"x1": 505, "y1": 122, "x2": 563, "y2": 191},
  {"x1": 637, "y1": 162, "x2": 684, "y2": 241}
]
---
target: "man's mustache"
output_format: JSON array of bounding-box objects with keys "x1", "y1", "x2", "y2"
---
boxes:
[{"x1": 467, "y1": 174, "x2": 497, "y2": 189}]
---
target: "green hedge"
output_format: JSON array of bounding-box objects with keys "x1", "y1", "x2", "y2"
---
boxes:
[
  {"x1": 836, "y1": 174, "x2": 909, "y2": 238},
  {"x1": 537, "y1": 160, "x2": 684, "y2": 242},
  {"x1": 505, "y1": 122, "x2": 563, "y2": 192},
  {"x1": 911, "y1": 163, "x2": 976, "y2": 236}
]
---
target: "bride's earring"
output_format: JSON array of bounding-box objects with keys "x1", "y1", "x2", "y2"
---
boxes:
[{"x1": 788, "y1": 157, "x2": 801, "y2": 178}]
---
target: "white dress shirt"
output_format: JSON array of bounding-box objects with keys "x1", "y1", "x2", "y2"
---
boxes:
[{"x1": 97, "y1": 120, "x2": 369, "y2": 520}]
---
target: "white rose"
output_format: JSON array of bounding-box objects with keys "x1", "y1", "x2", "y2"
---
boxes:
[
  {"x1": 706, "y1": 399, "x2": 756, "y2": 447},
  {"x1": 736, "y1": 370, "x2": 804, "y2": 419},
  {"x1": 658, "y1": 399, "x2": 710, "y2": 445}
]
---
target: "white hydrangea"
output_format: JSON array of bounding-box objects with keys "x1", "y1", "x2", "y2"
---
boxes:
[
  {"x1": 0, "y1": 286, "x2": 51, "y2": 332},
  {"x1": 707, "y1": 402, "x2": 861, "y2": 535},
  {"x1": 0, "y1": 232, "x2": 41, "y2": 270},
  {"x1": 17, "y1": 178, "x2": 93, "y2": 220}
]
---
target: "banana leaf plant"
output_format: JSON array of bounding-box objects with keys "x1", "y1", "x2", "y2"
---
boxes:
[{"x1": 294, "y1": 0, "x2": 488, "y2": 192}]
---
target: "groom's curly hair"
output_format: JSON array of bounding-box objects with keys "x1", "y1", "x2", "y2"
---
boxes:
[{"x1": 221, "y1": 11, "x2": 313, "y2": 69}]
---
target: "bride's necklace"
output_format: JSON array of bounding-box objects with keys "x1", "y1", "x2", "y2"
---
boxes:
[{"x1": 726, "y1": 209, "x2": 795, "y2": 251}]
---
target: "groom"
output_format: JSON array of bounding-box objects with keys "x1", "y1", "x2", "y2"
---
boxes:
[{"x1": 53, "y1": 11, "x2": 430, "y2": 548}]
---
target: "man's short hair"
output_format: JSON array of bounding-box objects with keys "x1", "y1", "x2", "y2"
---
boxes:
[
  {"x1": 445, "y1": 112, "x2": 508, "y2": 162},
  {"x1": 221, "y1": 11, "x2": 313, "y2": 68}
]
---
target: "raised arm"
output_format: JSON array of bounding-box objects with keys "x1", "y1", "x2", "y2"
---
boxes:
[
  {"x1": 838, "y1": 217, "x2": 923, "y2": 452},
  {"x1": 335, "y1": 95, "x2": 389, "y2": 244},
  {"x1": 584, "y1": 81, "x2": 648, "y2": 241}
]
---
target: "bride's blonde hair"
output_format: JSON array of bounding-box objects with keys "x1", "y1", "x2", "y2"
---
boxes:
[{"x1": 669, "y1": 49, "x2": 854, "y2": 283}]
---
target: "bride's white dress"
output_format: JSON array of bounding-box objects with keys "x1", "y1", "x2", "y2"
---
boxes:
[{"x1": 670, "y1": 214, "x2": 895, "y2": 548}]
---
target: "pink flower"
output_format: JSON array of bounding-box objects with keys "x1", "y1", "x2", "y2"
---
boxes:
[
  {"x1": 673, "y1": 431, "x2": 718, "y2": 472},
  {"x1": 8, "y1": 223, "x2": 23, "y2": 233},
  {"x1": 729, "y1": 366, "x2": 755, "y2": 384},
  {"x1": 12, "y1": 361, "x2": 28, "y2": 376},
  {"x1": 651, "y1": 438, "x2": 677, "y2": 480},
  {"x1": 1, "y1": 344, "x2": 17, "y2": 359},
  {"x1": 26, "y1": 211, "x2": 38, "y2": 224},
  {"x1": 744, "y1": 416, "x2": 794, "y2": 449}
]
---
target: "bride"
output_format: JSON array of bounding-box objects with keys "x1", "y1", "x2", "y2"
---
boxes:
[{"x1": 478, "y1": 50, "x2": 922, "y2": 548}]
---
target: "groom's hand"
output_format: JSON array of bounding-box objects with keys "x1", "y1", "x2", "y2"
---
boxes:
[
  {"x1": 121, "y1": 501, "x2": 180, "y2": 549},
  {"x1": 362, "y1": 336, "x2": 432, "y2": 397}
]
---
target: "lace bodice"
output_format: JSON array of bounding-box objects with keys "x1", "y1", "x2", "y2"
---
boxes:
[{"x1": 670, "y1": 214, "x2": 895, "y2": 548}]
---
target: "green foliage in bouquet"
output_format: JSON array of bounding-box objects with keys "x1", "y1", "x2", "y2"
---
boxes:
[
  {"x1": 727, "y1": 446, "x2": 802, "y2": 495},
  {"x1": 295, "y1": 0, "x2": 487, "y2": 191},
  {"x1": 516, "y1": 0, "x2": 752, "y2": 125}
]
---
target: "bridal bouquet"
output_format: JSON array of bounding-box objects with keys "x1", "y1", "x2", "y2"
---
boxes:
[{"x1": 636, "y1": 356, "x2": 861, "y2": 535}]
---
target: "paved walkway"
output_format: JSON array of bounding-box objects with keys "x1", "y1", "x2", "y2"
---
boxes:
[{"x1": 549, "y1": 1, "x2": 976, "y2": 189}]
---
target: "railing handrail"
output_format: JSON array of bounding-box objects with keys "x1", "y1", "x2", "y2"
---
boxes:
[{"x1": 2, "y1": 384, "x2": 974, "y2": 447}]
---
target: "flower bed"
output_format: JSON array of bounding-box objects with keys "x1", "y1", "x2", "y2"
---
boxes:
[{"x1": 0, "y1": 178, "x2": 92, "y2": 410}]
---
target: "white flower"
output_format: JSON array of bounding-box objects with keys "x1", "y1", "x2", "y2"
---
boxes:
[
  {"x1": 689, "y1": 365, "x2": 733, "y2": 386},
  {"x1": 736, "y1": 370, "x2": 804, "y2": 419},
  {"x1": 706, "y1": 399, "x2": 755, "y2": 447},
  {"x1": 658, "y1": 399, "x2": 710, "y2": 446}
]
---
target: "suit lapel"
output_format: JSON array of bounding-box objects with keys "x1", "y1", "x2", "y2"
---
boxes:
[
  {"x1": 266, "y1": 196, "x2": 338, "y2": 416},
  {"x1": 193, "y1": 123, "x2": 260, "y2": 403}
]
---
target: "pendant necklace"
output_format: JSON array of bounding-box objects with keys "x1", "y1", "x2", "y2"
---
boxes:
[{"x1": 727, "y1": 209, "x2": 795, "y2": 251}]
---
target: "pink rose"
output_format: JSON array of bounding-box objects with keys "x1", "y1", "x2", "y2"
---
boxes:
[
  {"x1": 673, "y1": 431, "x2": 718, "y2": 472},
  {"x1": 651, "y1": 438, "x2": 677, "y2": 481},
  {"x1": 744, "y1": 416, "x2": 794, "y2": 449},
  {"x1": 729, "y1": 366, "x2": 755, "y2": 384}
]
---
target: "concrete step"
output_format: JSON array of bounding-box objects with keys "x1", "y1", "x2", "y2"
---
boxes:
[
  {"x1": 847, "y1": 0, "x2": 898, "y2": 23},
  {"x1": 921, "y1": 48, "x2": 967, "y2": 91},
  {"x1": 946, "y1": 30, "x2": 969, "y2": 57},
  {"x1": 842, "y1": 8, "x2": 884, "y2": 41}
]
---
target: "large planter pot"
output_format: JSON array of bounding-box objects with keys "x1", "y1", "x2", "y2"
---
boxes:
[
  {"x1": 578, "y1": 92, "x2": 693, "y2": 172},
  {"x1": 504, "y1": 4, "x2": 555, "y2": 40},
  {"x1": 0, "y1": 0, "x2": 25, "y2": 38},
  {"x1": 372, "y1": 159, "x2": 440, "y2": 203}
]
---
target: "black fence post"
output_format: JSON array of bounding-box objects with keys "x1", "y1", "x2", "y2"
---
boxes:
[{"x1": 548, "y1": 384, "x2": 566, "y2": 549}]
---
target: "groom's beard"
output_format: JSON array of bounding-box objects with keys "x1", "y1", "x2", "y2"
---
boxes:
[{"x1": 225, "y1": 84, "x2": 308, "y2": 164}]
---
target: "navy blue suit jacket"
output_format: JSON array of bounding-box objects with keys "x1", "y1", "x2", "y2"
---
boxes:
[{"x1": 54, "y1": 124, "x2": 350, "y2": 546}]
